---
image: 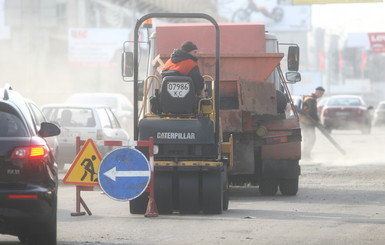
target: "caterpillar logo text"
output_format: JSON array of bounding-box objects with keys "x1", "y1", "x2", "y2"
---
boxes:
[{"x1": 157, "y1": 132, "x2": 196, "y2": 140}]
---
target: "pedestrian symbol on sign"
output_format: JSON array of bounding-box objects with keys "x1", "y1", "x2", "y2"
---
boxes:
[{"x1": 81, "y1": 155, "x2": 98, "y2": 182}]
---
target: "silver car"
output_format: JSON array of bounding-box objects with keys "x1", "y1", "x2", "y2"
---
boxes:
[{"x1": 41, "y1": 104, "x2": 129, "y2": 170}]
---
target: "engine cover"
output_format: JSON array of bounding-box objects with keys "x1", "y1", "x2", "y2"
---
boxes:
[{"x1": 139, "y1": 117, "x2": 214, "y2": 144}]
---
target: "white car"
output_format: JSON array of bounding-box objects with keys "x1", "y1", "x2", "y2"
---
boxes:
[
  {"x1": 65, "y1": 93, "x2": 133, "y2": 138},
  {"x1": 41, "y1": 104, "x2": 129, "y2": 169}
]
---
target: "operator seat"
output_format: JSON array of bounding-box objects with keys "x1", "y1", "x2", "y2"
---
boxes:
[{"x1": 160, "y1": 76, "x2": 196, "y2": 114}]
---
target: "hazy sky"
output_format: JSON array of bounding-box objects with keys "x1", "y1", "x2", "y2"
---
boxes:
[{"x1": 312, "y1": 1, "x2": 385, "y2": 33}]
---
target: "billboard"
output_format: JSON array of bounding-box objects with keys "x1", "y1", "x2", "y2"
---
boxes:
[
  {"x1": 68, "y1": 28, "x2": 130, "y2": 68},
  {"x1": 347, "y1": 32, "x2": 385, "y2": 53},
  {"x1": 368, "y1": 33, "x2": 385, "y2": 53},
  {"x1": 218, "y1": 0, "x2": 311, "y2": 32}
]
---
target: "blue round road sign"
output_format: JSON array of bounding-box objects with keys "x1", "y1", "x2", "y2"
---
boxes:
[{"x1": 98, "y1": 148, "x2": 150, "y2": 201}]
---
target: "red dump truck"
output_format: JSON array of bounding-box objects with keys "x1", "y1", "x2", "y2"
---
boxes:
[{"x1": 122, "y1": 13, "x2": 302, "y2": 214}]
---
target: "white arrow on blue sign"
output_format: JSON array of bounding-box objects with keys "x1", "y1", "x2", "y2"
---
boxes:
[{"x1": 98, "y1": 148, "x2": 151, "y2": 201}]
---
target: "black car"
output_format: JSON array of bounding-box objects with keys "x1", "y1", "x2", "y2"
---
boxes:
[{"x1": 0, "y1": 85, "x2": 60, "y2": 245}]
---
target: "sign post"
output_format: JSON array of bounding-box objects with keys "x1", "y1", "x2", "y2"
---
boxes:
[
  {"x1": 98, "y1": 137, "x2": 158, "y2": 217},
  {"x1": 62, "y1": 138, "x2": 102, "y2": 216}
]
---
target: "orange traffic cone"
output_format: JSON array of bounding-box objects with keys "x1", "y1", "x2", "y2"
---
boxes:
[{"x1": 144, "y1": 195, "x2": 158, "y2": 217}]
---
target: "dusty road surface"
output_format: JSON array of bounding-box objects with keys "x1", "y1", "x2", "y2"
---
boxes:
[{"x1": 1, "y1": 128, "x2": 385, "y2": 245}]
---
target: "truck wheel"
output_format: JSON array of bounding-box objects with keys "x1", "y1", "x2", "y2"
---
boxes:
[
  {"x1": 279, "y1": 178, "x2": 299, "y2": 196},
  {"x1": 259, "y1": 178, "x2": 278, "y2": 196},
  {"x1": 129, "y1": 192, "x2": 148, "y2": 214},
  {"x1": 154, "y1": 170, "x2": 174, "y2": 214},
  {"x1": 222, "y1": 168, "x2": 229, "y2": 211},
  {"x1": 202, "y1": 167, "x2": 223, "y2": 214},
  {"x1": 179, "y1": 169, "x2": 200, "y2": 214}
]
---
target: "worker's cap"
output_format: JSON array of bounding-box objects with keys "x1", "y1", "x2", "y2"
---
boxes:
[
  {"x1": 181, "y1": 41, "x2": 198, "y2": 53},
  {"x1": 315, "y1": 86, "x2": 325, "y2": 92}
]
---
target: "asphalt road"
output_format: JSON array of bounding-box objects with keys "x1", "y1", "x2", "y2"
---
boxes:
[{"x1": 1, "y1": 127, "x2": 385, "y2": 245}]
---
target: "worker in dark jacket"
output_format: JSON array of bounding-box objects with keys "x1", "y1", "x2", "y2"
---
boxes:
[
  {"x1": 161, "y1": 41, "x2": 204, "y2": 95},
  {"x1": 299, "y1": 86, "x2": 325, "y2": 160}
]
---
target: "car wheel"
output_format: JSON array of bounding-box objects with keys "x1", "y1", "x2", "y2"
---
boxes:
[
  {"x1": 361, "y1": 124, "x2": 371, "y2": 134},
  {"x1": 57, "y1": 161, "x2": 65, "y2": 170},
  {"x1": 29, "y1": 194, "x2": 57, "y2": 245}
]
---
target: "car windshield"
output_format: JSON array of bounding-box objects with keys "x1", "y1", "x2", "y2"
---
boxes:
[
  {"x1": 68, "y1": 95, "x2": 118, "y2": 109},
  {"x1": 328, "y1": 97, "x2": 362, "y2": 106},
  {"x1": 43, "y1": 107, "x2": 95, "y2": 127},
  {"x1": 0, "y1": 110, "x2": 28, "y2": 137},
  {"x1": 379, "y1": 103, "x2": 385, "y2": 110}
]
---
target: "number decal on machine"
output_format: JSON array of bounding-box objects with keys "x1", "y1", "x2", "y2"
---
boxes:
[{"x1": 167, "y1": 82, "x2": 190, "y2": 98}]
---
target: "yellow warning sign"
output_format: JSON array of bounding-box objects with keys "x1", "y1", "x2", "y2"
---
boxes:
[{"x1": 62, "y1": 139, "x2": 102, "y2": 186}]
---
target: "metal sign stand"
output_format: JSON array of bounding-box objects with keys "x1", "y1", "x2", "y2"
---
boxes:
[
  {"x1": 69, "y1": 136, "x2": 158, "y2": 217},
  {"x1": 70, "y1": 137, "x2": 95, "y2": 216},
  {"x1": 144, "y1": 137, "x2": 158, "y2": 217}
]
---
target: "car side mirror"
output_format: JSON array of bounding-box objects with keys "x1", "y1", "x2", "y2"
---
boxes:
[
  {"x1": 285, "y1": 71, "x2": 301, "y2": 83},
  {"x1": 39, "y1": 122, "x2": 61, "y2": 137},
  {"x1": 121, "y1": 51, "x2": 134, "y2": 79}
]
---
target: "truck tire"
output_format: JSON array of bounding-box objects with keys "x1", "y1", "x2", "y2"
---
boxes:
[
  {"x1": 129, "y1": 192, "x2": 148, "y2": 214},
  {"x1": 259, "y1": 178, "x2": 278, "y2": 196},
  {"x1": 222, "y1": 168, "x2": 229, "y2": 211},
  {"x1": 279, "y1": 178, "x2": 299, "y2": 196}
]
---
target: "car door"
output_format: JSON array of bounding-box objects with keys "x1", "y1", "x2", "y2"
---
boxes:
[{"x1": 96, "y1": 107, "x2": 129, "y2": 141}]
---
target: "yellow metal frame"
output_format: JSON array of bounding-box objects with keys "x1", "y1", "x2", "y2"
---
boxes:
[
  {"x1": 221, "y1": 134, "x2": 233, "y2": 171},
  {"x1": 140, "y1": 75, "x2": 161, "y2": 118},
  {"x1": 155, "y1": 160, "x2": 223, "y2": 167}
]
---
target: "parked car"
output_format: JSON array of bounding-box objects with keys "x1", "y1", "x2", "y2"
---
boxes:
[
  {"x1": 0, "y1": 85, "x2": 60, "y2": 245},
  {"x1": 65, "y1": 93, "x2": 133, "y2": 138},
  {"x1": 41, "y1": 104, "x2": 129, "y2": 169},
  {"x1": 372, "y1": 101, "x2": 385, "y2": 126},
  {"x1": 317, "y1": 96, "x2": 329, "y2": 116},
  {"x1": 319, "y1": 95, "x2": 373, "y2": 134}
]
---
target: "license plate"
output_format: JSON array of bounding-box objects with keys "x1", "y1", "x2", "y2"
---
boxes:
[
  {"x1": 336, "y1": 111, "x2": 349, "y2": 116},
  {"x1": 167, "y1": 82, "x2": 190, "y2": 98}
]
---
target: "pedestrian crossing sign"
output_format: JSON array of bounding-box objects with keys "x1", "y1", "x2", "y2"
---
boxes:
[{"x1": 62, "y1": 139, "x2": 102, "y2": 186}]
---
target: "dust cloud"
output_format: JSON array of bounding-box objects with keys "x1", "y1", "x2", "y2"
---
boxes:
[{"x1": 304, "y1": 127, "x2": 385, "y2": 166}]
